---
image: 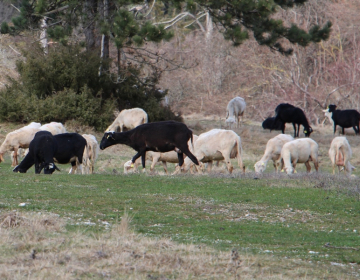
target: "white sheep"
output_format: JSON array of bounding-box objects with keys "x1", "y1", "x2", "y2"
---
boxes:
[
  {"x1": 183, "y1": 129, "x2": 245, "y2": 174},
  {"x1": 328, "y1": 136, "x2": 355, "y2": 175},
  {"x1": 0, "y1": 124, "x2": 41, "y2": 166},
  {"x1": 40, "y1": 122, "x2": 67, "y2": 135},
  {"x1": 124, "y1": 135, "x2": 198, "y2": 174},
  {"x1": 106, "y1": 108, "x2": 148, "y2": 132},
  {"x1": 254, "y1": 134, "x2": 294, "y2": 173},
  {"x1": 10, "y1": 122, "x2": 67, "y2": 165},
  {"x1": 225, "y1": 97, "x2": 246, "y2": 128},
  {"x1": 280, "y1": 138, "x2": 319, "y2": 174},
  {"x1": 81, "y1": 134, "x2": 100, "y2": 174}
]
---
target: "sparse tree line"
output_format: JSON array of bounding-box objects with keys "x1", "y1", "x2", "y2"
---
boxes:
[
  {"x1": 0, "y1": 0, "x2": 335, "y2": 129},
  {"x1": 159, "y1": 0, "x2": 360, "y2": 125}
]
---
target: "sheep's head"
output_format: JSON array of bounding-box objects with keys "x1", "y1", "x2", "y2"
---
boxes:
[
  {"x1": 225, "y1": 116, "x2": 236, "y2": 124},
  {"x1": 123, "y1": 160, "x2": 135, "y2": 174},
  {"x1": 43, "y1": 163, "x2": 60, "y2": 174},
  {"x1": 285, "y1": 166, "x2": 294, "y2": 174},
  {"x1": 304, "y1": 127, "x2": 313, "y2": 137},
  {"x1": 254, "y1": 161, "x2": 266, "y2": 173},
  {"x1": 328, "y1": 104, "x2": 337, "y2": 112},
  {"x1": 13, "y1": 165, "x2": 27, "y2": 173},
  {"x1": 100, "y1": 132, "x2": 116, "y2": 150}
]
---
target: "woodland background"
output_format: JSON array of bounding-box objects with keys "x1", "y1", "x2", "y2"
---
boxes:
[{"x1": 1, "y1": 0, "x2": 360, "y2": 127}]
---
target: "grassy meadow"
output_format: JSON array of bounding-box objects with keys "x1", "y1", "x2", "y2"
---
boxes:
[{"x1": 1, "y1": 118, "x2": 360, "y2": 279}]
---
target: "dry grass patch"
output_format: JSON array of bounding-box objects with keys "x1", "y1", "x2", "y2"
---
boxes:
[{"x1": 0, "y1": 211, "x2": 355, "y2": 279}]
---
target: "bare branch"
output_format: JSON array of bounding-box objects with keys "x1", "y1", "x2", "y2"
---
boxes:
[{"x1": 10, "y1": 4, "x2": 21, "y2": 13}]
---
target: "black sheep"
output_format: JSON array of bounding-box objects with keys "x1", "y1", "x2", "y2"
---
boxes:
[
  {"x1": 272, "y1": 103, "x2": 313, "y2": 137},
  {"x1": 100, "y1": 121, "x2": 199, "y2": 169},
  {"x1": 327, "y1": 104, "x2": 360, "y2": 135}
]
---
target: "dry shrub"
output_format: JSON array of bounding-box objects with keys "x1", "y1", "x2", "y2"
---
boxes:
[{"x1": 0, "y1": 212, "x2": 24, "y2": 228}]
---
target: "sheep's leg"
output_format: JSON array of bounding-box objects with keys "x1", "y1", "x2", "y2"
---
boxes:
[
  {"x1": 333, "y1": 124, "x2": 337, "y2": 134},
  {"x1": 207, "y1": 161, "x2": 213, "y2": 173},
  {"x1": 292, "y1": 123, "x2": 297, "y2": 138},
  {"x1": 223, "y1": 155, "x2": 233, "y2": 174},
  {"x1": 305, "y1": 161, "x2": 311, "y2": 173},
  {"x1": 161, "y1": 161, "x2": 169, "y2": 174},
  {"x1": 69, "y1": 161, "x2": 77, "y2": 174},
  {"x1": 273, "y1": 161, "x2": 277, "y2": 172},
  {"x1": 342, "y1": 127, "x2": 345, "y2": 135},
  {"x1": 141, "y1": 153, "x2": 147, "y2": 169},
  {"x1": 131, "y1": 149, "x2": 146, "y2": 166},
  {"x1": 313, "y1": 160, "x2": 319, "y2": 172},
  {"x1": 12, "y1": 148, "x2": 18, "y2": 167},
  {"x1": 178, "y1": 144, "x2": 199, "y2": 166},
  {"x1": 195, "y1": 163, "x2": 203, "y2": 174},
  {"x1": 292, "y1": 161, "x2": 297, "y2": 173},
  {"x1": 353, "y1": 126, "x2": 359, "y2": 135}
]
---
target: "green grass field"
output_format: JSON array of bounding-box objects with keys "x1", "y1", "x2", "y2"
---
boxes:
[{"x1": 1, "y1": 121, "x2": 360, "y2": 278}]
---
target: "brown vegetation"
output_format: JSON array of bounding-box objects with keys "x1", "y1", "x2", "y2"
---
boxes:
[
  {"x1": 157, "y1": 0, "x2": 360, "y2": 124},
  {"x1": 0, "y1": 211, "x2": 355, "y2": 279}
]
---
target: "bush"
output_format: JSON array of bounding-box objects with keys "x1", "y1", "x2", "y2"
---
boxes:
[{"x1": 0, "y1": 43, "x2": 181, "y2": 130}]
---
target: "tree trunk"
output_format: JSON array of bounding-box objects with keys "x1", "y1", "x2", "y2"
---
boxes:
[
  {"x1": 83, "y1": 0, "x2": 98, "y2": 51},
  {"x1": 98, "y1": 0, "x2": 110, "y2": 75}
]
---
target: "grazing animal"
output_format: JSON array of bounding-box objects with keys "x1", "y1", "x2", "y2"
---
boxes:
[
  {"x1": 13, "y1": 133, "x2": 87, "y2": 174},
  {"x1": 328, "y1": 136, "x2": 355, "y2": 175},
  {"x1": 262, "y1": 117, "x2": 285, "y2": 131},
  {"x1": 8, "y1": 122, "x2": 41, "y2": 165},
  {"x1": 30, "y1": 131, "x2": 59, "y2": 174},
  {"x1": 183, "y1": 129, "x2": 245, "y2": 174},
  {"x1": 254, "y1": 134, "x2": 294, "y2": 173},
  {"x1": 272, "y1": 103, "x2": 313, "y2": 138},
  {"x1": 322, "y1": 109, "x2": 354, "y2": 135},
  {"x1": 11, "y1": 122, "x2": 68, "y2": 165},
  {"x1": 124, "y1": 135, "x2": 198, "y2": 174},
  {"x1": 100, "y1": 121, "x2": 199, "y2": 169},
  {"x1": 81, "y1": 134, "x2": 100, "y2": 174},
  {"x1": 225, "y1": 97, "x2": 246, "y2": 128},
  {"x1": 106, "y1": 108, "x2": 148, "y2": 132},
  {"x1": 324, "y1": 105, "x2": 360, "y2": 135},
  {"x1": 0, "y1": 124, "x2": 41, "y2": 166},
  {"x1": 40, "y1": 122, "x2": 67, "y2": 135},
  {"x1": 280, "y1": 138, "x2": 319, "y2": 174}
]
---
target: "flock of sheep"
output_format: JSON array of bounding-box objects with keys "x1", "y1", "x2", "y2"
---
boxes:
[
  {"x1": 0, "y1": 98, "x2": 358, "y2": 176},
  {"x1": 0, "y1": 122, "x2": 99, "y2": 174}
]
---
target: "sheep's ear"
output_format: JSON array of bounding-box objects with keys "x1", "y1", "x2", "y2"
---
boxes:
[{"x1": 106, "y1": 132, "x2": 115, "y2": 140}]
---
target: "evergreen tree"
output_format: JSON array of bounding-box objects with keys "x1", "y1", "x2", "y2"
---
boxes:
[{"x1": 1, "y1": 0, "x2": 331, "y2": 55}]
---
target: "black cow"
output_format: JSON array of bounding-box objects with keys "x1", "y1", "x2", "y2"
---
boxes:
[
  {"x1": 262, "y1": 117, "x2": 284, "y2": 131},
  {"x1": 327, "y1": 104, "x2": 360, "y2": 135},
  {"x1": 272, "y1": 103, "x2": 313, "y2": 137},
  {"x1": 100, "y1": 121, "x2": 199, "y2": 169},
  {"x1": 13, "y1": 133, "x2": 87, "y2": 174}
]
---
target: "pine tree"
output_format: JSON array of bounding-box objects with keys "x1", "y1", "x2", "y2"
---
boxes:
[{"x1": 1, "y1": 0, "x2": 331, "y2": 56}]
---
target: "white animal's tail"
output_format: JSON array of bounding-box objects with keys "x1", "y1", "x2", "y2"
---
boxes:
[
  {"x1": 335, "y1": 145, "x2": 345, "y2": 166},
  {"x1": 143, "y1": 114, "x2": 148, "y2": 124},
  {"x1": 236, "y1": 136, "x2": 245, "y2": 173},
  {"x1": 82, "y1": 144, "x2": 90, "y2": 174}
]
